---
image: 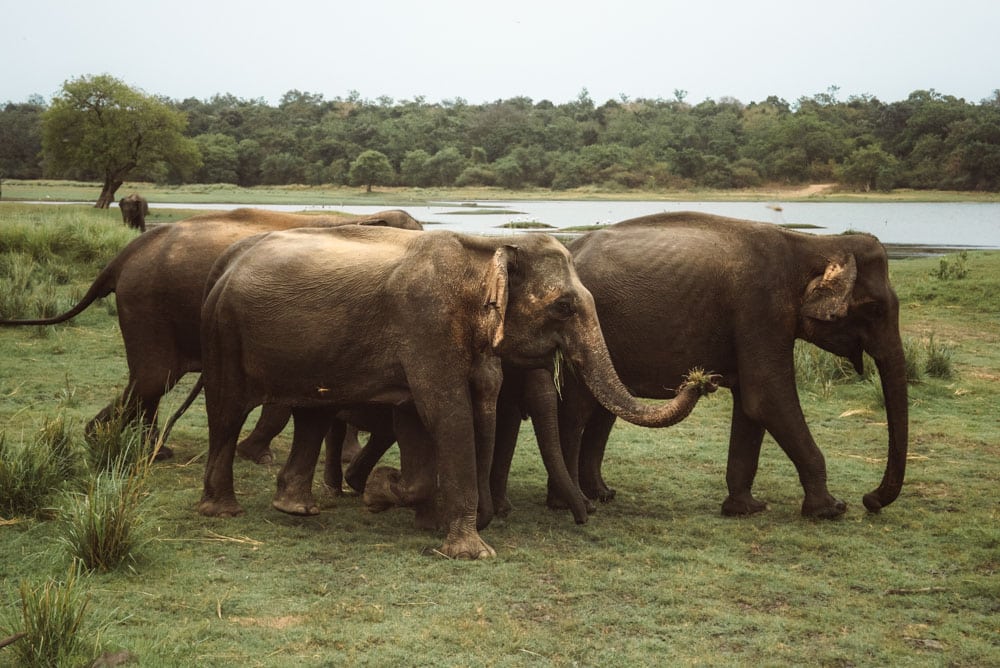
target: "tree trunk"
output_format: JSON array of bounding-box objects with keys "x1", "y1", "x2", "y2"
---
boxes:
[{"x1": 96, "y1": 176, "x2": 124, "y2": 209}]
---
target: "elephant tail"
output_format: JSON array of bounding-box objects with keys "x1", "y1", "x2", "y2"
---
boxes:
[
  {"x1": 159, "y1": 375, "x2": 205, "y2": 447},
  {"x1": 0, "y1": 256, "x2": 121, "y2": 326}
]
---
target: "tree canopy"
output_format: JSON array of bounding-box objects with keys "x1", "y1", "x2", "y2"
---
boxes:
[
  {"x1": 40, "y1": 74, "x2": 200, "y2": 207},
  {"x1": 5, "y1": 81, "x2": 998, "y2": 194}
]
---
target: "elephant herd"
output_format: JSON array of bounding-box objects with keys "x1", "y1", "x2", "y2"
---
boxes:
[{"x1": 1, "y1": 207, "x2": 909, "y2": 559}]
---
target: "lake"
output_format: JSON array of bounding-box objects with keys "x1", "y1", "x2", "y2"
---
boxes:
[{"x1": 150, "y1": 200, "x2": 1000, "y2": 256}]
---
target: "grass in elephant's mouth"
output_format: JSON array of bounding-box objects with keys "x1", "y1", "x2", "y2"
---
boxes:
[{"x1": 0, "y1": 206, "x2": 998, "y2": 666}]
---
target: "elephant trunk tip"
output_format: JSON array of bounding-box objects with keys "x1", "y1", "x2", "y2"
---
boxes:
[
  {"x1": 681, "y1": 368, "x2": 723, "y2": 397},
  {"x1": 862, "y1": 484, "x2": 901, "y2": 513}
]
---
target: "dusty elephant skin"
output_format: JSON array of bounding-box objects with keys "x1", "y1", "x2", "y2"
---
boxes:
[
  {"x1": 0, "y1": 207, "x2": 422, "y2": 458},
  {"x1": 197, "y1": 226, "x2": 714, "y2": 559},
  {"x1": 540, "y1": 211, "x2": 908, "y2": 519}
]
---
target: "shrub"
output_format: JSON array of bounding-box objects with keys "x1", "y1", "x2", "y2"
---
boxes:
[
  {"x1": 85, "y1": 400, "x2": 152, "y2": 473},
  {"x1": 930, "y1": 251, "x2": 969, "y2": 280}
]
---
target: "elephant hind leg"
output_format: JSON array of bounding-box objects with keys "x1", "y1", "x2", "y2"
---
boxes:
[{"x1": 722, "y1": 388, "x2": 769, "y2": 516}]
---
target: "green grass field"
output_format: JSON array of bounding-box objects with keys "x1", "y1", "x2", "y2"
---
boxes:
[{"x1": 0, "y1": 203, "x2": 997, "y2": 666}]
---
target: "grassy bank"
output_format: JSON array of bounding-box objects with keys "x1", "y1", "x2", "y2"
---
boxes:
[
  {"x1": 3, "y1": 179, "x2": 999, "y2": 207},
  {"x1": 0, "y1": 205, "x2": 998, "y2": 666}
]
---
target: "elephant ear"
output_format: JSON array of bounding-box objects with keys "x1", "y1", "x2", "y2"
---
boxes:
[
  {"x1": 481, "y1": 245, "x2": 518, "y2": 350},
  {"x1": 801, "y1": 254, "x2": 858, "y2": 321}
]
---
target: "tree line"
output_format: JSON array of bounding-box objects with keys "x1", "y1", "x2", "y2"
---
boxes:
[{"x1": 2, "y1": 75, "x2": 999, "y2": 203}]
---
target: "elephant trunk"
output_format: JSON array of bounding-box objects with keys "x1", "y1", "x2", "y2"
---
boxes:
[
  {"x1": 862, "y1": 330, "x2": 909, "y2": 511},
  {"x1": 566, "y1": 313, "x2": 716, "y2": 428}
]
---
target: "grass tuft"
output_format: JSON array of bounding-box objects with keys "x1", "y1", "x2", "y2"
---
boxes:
[
  {"x1": 1, "y1": 563, "x2": 92, "y2": 668},
  {"x1": 60, "y1": 453, "x2": 150, "y2": 573},
  {"x1": 0, "y1": 417, "x2": 83, "y2": 518}
]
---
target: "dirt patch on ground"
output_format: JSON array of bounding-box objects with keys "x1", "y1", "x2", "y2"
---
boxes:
[{"x1": 228, "y1": 615, "x2": 303, "y2": 629}]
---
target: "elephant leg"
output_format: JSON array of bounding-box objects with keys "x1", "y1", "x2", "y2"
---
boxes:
[
  {"x1": 578, "y1": 407, "x2": 617, "y2": 503},
  {"x1": 739, "y1": 377, "x2": 847, "y2": 518},
  {"x1": 549, "y1": 381, "x2": 596, "y2": 510},
  {"x1": 344, "y1": 429, "x2": 395, "y2": 494},
  {"x1": 87, "y1": 376, "x2": 173, "y2": 460},
  {"x1": 722, "y1": 387, "x2": 769, "y2": 516},
  {"x1": 199, "y1": 395, "x2": 250, "y2": 517},
  {"x1": 237, "y1": 404, "x2": 292, "y2": 464},
  {"x1": 321, "y1": 420, "x2": 348, "y2": 495},
  {"x1": 273, "y1": 406, "x2": 332, "y2": 516},
  {"x1": 341, "y1": 425, "x2": 362, "y2": 466}
]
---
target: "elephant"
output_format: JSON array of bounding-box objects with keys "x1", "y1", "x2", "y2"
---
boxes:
[
  {"x1": 197, "y1": 225, "x2": 716, "y2": 558},
  {"x1": 527, "y1": 211, "x2": 908, "y2": 519},
  {"x1": 0, "y1": 207, "x2": 423, "y2": 459},
  {"x1": 118, "y1": 193, "x2": 149, "y2": 231}
]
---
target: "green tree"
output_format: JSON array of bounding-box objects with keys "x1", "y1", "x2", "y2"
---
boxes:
[
  {"x1": 349, "y1": 150, "x2": 394, "y2": 192},
  {"x1": 193, "y1": 133, "x2": 238, "y2": 184},
  {"x1": 839, "y1": 145, "x2": 900, "y2": 191},
  {"x1": 42, "y1": 74, "x2": 200, "y2": 207},
  {"x1": 0, "y1": 97, "x2": 46, "y2": 179}
]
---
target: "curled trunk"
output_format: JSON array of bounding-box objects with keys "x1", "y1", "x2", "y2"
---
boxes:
[{"x1": 567, "y1": 316, "x2": 716, "y2": 428}]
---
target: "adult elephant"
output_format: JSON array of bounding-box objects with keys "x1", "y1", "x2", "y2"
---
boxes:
[
  {"x1": 538, "y1": 212, "x2": 908, "y2": 519},
  {"x1": 118, "y1": 193, "x2": 149, "y2": 231},
  {"x1": 0, "y1": 207, "x2": 423, "y2": 458},
  {"x1": 198, "y1": 225, "x2": 716, "y2": 558}
]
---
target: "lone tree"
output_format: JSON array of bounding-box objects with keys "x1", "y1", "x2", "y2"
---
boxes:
[
  {"x1": 42, "y1": 74, "x2": 200, "y2": 208},
  {"x1": 349, "y1": 150, "x2": 394, "y2": 193}
]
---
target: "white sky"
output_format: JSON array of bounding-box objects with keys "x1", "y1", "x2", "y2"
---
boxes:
[{"x1": 4, "y1": 0, "x2": 998, "y2": 106}]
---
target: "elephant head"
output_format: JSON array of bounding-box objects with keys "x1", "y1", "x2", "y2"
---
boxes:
[
  {"x1": 797, "y1": 234, "x2": 908, "y2": 512},
  {"x1": 479, "y1": 235, "x2": 715, "y2": 428}
]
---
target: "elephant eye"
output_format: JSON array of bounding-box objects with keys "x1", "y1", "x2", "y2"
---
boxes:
[{"x1": 551, "y1": 297, "x2": 576, "y2": 320}]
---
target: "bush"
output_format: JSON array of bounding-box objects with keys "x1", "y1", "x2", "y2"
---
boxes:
[
  {"x1": 930, "y1": 251, "x2": 969, "y2": 280},
  {"x1": 924, "y1": 334, "x2": 955, "y2": 379}
]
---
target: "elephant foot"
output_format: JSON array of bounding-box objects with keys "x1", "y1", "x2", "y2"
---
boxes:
[
  {"x1": 802, "y1": 495, "x2": 847, "y2": 519},
  {"x1": 722, "y1": 494, "x2": 768, "y2": 516},
  {"x1": 236, "y1": 441, "x2": 273, "y2": 465},
  {"x1": 362, "y1": 466, "x2": 402, "y2": 513},
  {"x1": 581, "y1": 483, "x2": 616, "y2": 503},
  {"x1": 272, "y1": 494, "x2": 320, "y2": 516},
  {"x1": 438, "y1": 519, "x2": 496, "y2": 560},
  {"x1": 197, "y1": 496, "x2": 244, "y2": 517}
]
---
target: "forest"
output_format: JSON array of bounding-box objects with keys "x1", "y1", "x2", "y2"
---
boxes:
[{"x1": 2, "y1": 85, "x2": 999, "y2": 192}]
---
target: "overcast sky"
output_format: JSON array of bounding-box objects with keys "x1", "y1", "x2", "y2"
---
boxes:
[{"x1": 5, "y1": 0, "x2": 998, "y2": 106}]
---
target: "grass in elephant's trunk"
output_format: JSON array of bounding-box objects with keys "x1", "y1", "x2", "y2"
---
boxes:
[{"x1": 0, "y1": 206, "x2": 998, "y2": 666}]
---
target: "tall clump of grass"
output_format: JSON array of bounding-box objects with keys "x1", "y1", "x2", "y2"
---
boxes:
[
  {"x1": 0, "y1": 417, "x2": 84, "y2": 518},
  {"x1": 0, "y1": 252, "x2": 36, "y2": 319},
  {"x1": 60, "y1": 450, "x2": 151, "y2": 573},
  {"x1": 924, "y1": 333, "x2": 954, "y2": 379},
  {"x1": 86, "y1": 400, "x2": 152, "y2": 473},
  {"x1": 1, "y1": 563, "x2": 93, "y2": 667}
]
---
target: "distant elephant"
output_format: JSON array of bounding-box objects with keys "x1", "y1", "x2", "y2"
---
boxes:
[
  {"x1": 197, "y1": 225, "x2": 715, "y2": 558},
  {"x1": 534, "y1": 212, "x2": 908, "y2": 519},
  {"x1": 119, "y1": 193, "x2": 149, "y2": 231},
  {"x1": 0, "y1": 207, "x2": 423, "y2": 459}
]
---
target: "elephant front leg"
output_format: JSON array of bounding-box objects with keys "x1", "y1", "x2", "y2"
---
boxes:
[{"x1": 273, "y1": 407, "x2": 332, "y2": 516}]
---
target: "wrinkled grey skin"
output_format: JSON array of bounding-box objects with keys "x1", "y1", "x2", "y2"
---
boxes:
[
  {"x1": 538, "y1": 212, "x2": 908, "y2": 519},
  {"x1": 198, "y1": 226, "x2": 714, "y2": 559},
  {"x1": 0, "y1": 208, "x2": 422, "y2": 459},
  {"x1": 119, "y1": 193, "x2": 149, "y2": 231}
]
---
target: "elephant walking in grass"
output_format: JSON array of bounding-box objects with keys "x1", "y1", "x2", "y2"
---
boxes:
[
  {"x1": 528, "y1": 212, "x2": 908, "y2": 519},
  {"x1": 0, "y1": 207, "x2": 422, "y2": 459},
  {"x1": 198, "y1": 226, "x2": 715, "y2": 558},
  {"x1": 118, "y1": 193, "x2": 149, "y2": 231}
]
